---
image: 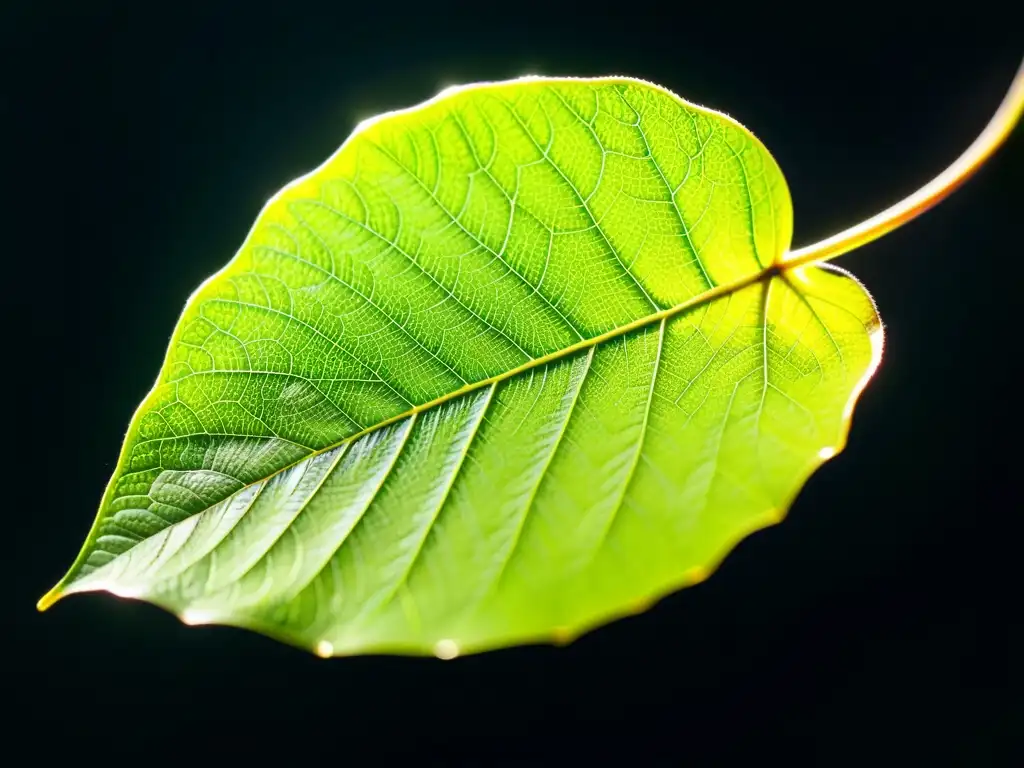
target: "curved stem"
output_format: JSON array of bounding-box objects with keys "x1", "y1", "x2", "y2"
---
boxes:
[{"x1": 783, "y1": 57, "x2": 1024, "y2": 271}]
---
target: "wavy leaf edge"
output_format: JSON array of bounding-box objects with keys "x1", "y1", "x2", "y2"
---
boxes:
[{"x1": 40, "y1": 75, "x2": 885, "y2": 658}]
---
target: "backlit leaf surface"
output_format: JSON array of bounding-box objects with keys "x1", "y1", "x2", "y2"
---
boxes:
[{"x1": 46, "y1": 77, "x2": 882, "y2": 657}]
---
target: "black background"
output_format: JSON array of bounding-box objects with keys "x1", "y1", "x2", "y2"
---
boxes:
[{"x1": 3, "y1": 3, "x2": 1020, "y2": 762}]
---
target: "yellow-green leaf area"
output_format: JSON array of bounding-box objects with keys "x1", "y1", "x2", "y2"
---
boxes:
[{"x1": 44, "y1": 77, "x2": 880, "y2": 657}]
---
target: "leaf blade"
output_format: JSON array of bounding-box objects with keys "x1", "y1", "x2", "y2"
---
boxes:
[{"x1": 44, "y1": 77, "x2": 881, "y2": 657}]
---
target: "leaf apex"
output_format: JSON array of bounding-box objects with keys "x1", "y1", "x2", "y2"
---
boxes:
[{"x1": 36, "y1": 585, "x2": 64, "y2": 612}]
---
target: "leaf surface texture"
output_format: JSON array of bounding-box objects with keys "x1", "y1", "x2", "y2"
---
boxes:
[{"x1": 50, "y1": 78, "x2": 881, "y2": 656}]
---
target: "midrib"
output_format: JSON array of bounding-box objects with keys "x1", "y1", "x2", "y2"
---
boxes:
[
  {"x1": 56, "y1": 256, "x2": 801, "y2": 602},
  {"x1": 216, "y1": 259, "x2": 790, "y2": 490}
]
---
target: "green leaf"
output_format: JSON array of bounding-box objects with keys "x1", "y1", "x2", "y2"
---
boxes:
[{"x1": 43, "y1": 77, "x2": 882, "y2": 657}]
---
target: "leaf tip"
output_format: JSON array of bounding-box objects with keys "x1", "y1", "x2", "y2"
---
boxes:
[{"x1": 36, "y1": 585, "x2": 64, "y2": 613}]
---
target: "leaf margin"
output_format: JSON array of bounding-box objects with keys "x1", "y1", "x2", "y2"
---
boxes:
[{"x1": 39, "y1": 76, "x2": 884, "y2": 659}]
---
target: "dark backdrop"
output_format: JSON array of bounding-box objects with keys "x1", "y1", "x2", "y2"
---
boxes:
[{"x1": 3, "y1": 3, "x2": 1020, "y2": 762}]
